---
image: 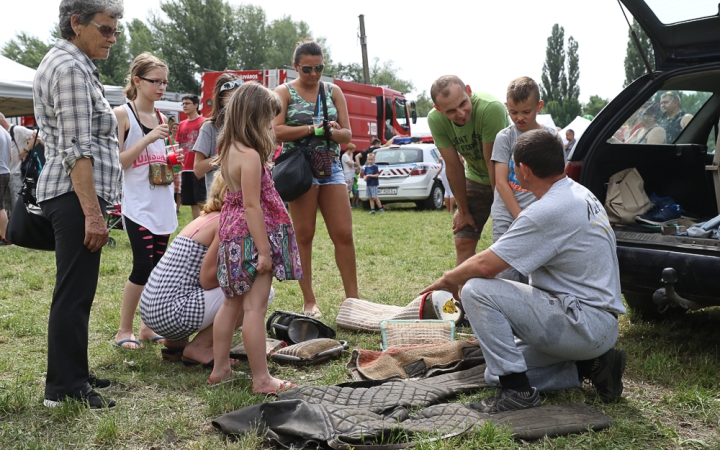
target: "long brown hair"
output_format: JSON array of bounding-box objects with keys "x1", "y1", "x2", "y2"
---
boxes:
[
  {"x1": 208, "y1": 73, "x2": 240, "y2": 128},
  {"x1": 124, "y1": 52, "x2": 168, "y2": 101},
  {"x1": 214, "y1": 83, "x2": 282, "y2": 166}
]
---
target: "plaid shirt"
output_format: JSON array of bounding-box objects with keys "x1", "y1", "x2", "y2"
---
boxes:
[{"x1": 33, "y1": 39, "x2": 121, "y2": 204}]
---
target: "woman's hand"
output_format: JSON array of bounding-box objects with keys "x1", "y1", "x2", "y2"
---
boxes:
[
  {"x1": 148, "y1": 124, "x2": 170, "y2": 143},
  {"x1": 257, "y1": 253, "x2": 273, "y2": 274}
]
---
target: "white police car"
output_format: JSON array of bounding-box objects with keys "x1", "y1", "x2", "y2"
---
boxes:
[{"x1": 358, "y1": 139, "x2": 444, "y2": 210}]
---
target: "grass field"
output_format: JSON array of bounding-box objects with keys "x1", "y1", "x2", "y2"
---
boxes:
[{"x1": 1, "y1": 204, "x2": 719, "y2": 449}]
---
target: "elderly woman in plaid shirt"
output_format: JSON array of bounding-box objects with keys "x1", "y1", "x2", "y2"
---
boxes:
[{"x1": 33, "y1": 0, "x2": 124, "y2": 410}]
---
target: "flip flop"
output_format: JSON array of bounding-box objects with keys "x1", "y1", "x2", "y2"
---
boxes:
[
  {"x1": 252, "y1": 381, "x2": 298, "y2": 396},
  {"x1": 161, "y1": 347, "x2": 184, "y2": 361},
  {"x1": 113, "y1": 339, "x2": 143, "y2": 349},
  {"x1": 149, "y1": 336, "x2": 165, "y2": 344},
  {"x1": 181, "y1": 356, "x2": 215, "y2": 370},
  {"x1": 206, "y1": 371, "x2": 247, "y2": 387},
  {"x1": 303, "y1": 310, "x2": 323, "y2": 319},
  {"x1": 182, "y1": 357, "x2": 239, "y2": 370}
]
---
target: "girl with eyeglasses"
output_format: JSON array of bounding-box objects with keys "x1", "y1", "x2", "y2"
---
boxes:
[
  {"x1": 112, "y1": 52, "x2": 179, "y2": 349},
  {"x1": 193, "y1": 73, "x2": 242, "y2": 194},
  {"x1": 273, "y1": 40, "x2": 357, "y2": 319}
]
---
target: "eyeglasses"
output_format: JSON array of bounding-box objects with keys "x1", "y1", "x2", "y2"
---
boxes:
[
  {"x1": 220, "y1": 79, "x2": 244, "y2": 92},
  {"x1": 89, "y1": 21, "x2": 121, "y2": 39},
  {"x1": 299, "y1": 64, "x2": 324, "y2": 74},
  {"x1": 138, "y1": 76, "x2": 169, "y2": 87}
]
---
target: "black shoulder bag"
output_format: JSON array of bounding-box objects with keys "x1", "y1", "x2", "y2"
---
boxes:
[
  {"x1": 272, "y1": 85, "x2": 315, "y2": 202},
  {"x1": 6, "y1": 132, "x2": 56, "y2": 251}
]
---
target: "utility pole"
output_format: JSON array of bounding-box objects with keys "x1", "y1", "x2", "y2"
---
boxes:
[{"x1": 359, "y1": 14, "x2": 370, "y2": 85}]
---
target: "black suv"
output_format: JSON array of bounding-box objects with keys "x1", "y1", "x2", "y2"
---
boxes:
[{"x1": 568, "y1": 1, "x2": 720, "y2": 319}]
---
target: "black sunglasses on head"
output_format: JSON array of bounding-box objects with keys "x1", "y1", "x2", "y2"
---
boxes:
[
  {"x1": 220, "y1": 79, "x2": 244, "y2": 92},
  {"x1": 300, "y1": 64, "x2": 324, "y2": 74},
  {"x1": 89, "y1": 21, "x2": 121, "y2": 38}
]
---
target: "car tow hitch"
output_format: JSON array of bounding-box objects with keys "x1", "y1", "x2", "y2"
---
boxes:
[{"x1": 652, "y1": 268, "x2": 701, "y2": 313}]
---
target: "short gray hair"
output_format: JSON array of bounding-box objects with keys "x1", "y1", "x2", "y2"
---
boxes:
[{"x1": 59, "y1": 0, "x2": 124, "y2": 40}]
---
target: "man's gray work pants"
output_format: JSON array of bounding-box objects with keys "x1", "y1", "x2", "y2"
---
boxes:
[{"x1": 462, "y1": 277, "x2": 618, "y2": 392}]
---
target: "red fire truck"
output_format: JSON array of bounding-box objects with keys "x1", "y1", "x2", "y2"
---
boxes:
[{"x1": 199, "y1": 69, "x2": 416, "y2": 150}]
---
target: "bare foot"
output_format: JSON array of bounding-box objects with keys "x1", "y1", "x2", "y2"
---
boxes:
[
  {"x1": 303, "y1": 302, "x2": 322, "y2": 317},
  {"x1": 114, "y1": 331, "x2": 141, "y2": 349},
  {"x1": 182, "y1": 345, "x2": 214, "y2": 364},
  {"x1": 252, "y1": 377, "x2": 297, "y2": 395},
  {"x1": 208, "y1": 366, "x2": 234, "y2": 384}
]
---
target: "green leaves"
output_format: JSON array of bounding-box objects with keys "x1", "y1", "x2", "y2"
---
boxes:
[
  {"x1": 624, "y1": 18, "x2": 655, "y2": 88},
  {"x1": 0, "y1": 31, "x2": 52, "y2": 70},
  {"x1": 539, "y1": 24, "x2": 581, "y2": 128}
]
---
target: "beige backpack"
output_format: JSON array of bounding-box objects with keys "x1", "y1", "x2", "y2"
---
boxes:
[{"x1": 604, "y1": 168, "x2": 652, "y2": 225}]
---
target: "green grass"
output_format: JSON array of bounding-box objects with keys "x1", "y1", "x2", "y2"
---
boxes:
[{"x1": 1, "y1": 204, "x2": 720, "y2": 448}]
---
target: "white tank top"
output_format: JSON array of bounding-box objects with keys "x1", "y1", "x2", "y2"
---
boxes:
[{"x1": 121, "y1": 104, "x2": 178, "y2": 235}]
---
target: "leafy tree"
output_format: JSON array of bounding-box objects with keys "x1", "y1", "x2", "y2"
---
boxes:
[
  {"x1": 582, "y1": 95, "x2": 609, "y2": 117},
  {"x1": 150, "y1": 0, "x2": 240, "y2": 93},
  {"x1": 539, "y1": 24, "x2": 581, "y2": 128},
  {"x1": 624, "y1": 18, "x2": 655, "y2": 87},
  {"x1": 128, "y1": 19, "x2": 154, "y2": 59},
  {"x1": 414, "y1": 90, "x2": 433, "y2": 117},
  {"x1": 1, "y1": 32, "x2": 52, "y2": 69},
  {"x1": 540, "y1": 24, "x2": 566, "y2": 104},
  {"x1": 95, "y1": 23, "x2": 130, "y2": 85},
  {"x1": 331, "y1": 62, "x2": 364, "y2": 82},
  {"x1": 232, "y1": 5, "x2": 268, "y2": 69},
  {"x1": 263, "y1": 15, "x2": 311, "y2": 69}
]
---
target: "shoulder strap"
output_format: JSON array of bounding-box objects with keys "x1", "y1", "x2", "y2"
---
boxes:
[
  {"x1": 319, "y1": 83, "x2": 332, "y2": 150},
  {"x1": 188, "y1": 213, "x2": 220, "y2": 238},
  {"x1": 9, "y1": 125, "x2": 15, "y2": 144}
]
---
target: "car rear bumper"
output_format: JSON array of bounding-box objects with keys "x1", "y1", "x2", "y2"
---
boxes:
[{"x1": 617, "y1": 245, "x2": 720, "y2": 306}]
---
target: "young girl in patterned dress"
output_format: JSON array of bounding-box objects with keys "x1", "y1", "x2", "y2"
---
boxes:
[{"x1": 208, "y1": 82, "x2": 303, "y2": 391}]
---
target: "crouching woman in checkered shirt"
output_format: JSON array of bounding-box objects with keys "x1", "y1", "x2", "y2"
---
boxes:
[{"x1": 140, "y1": 174, "x2": 273, "y2": 366}]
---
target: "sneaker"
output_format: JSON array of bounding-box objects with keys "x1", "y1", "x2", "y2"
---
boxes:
[
  {"x1": 88, "y1": 374, "x2": 111, "y2": 390},
  {"x1": 648, "y1": 193, "x2": 675, "y2": 213},
  {"x1": 379, "y1": 208, "x2": 385, "y2": 213},
  {"x1": 468, "y1": 387, "x2": 541, "y2": 414},
  {"x1": 587, "y1": 349, "x2": 626, "y2": 403},
  {"x1": 44, "y1": 390, "x2": 116, "y2": 409},
  {"x1": 369, "y1": 210, "x2": 375, "y2": 215},
  {"x1": 635, "y1": 204, "x2": 682, "y2": 225},
  {"x1": 0, "y1": 237, "x2": 12, "y2": 246}
]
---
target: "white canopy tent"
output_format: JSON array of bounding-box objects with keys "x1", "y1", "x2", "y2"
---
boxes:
[
  {"x1": 561, "y1": 116, "x2": 592, "y2": 145},
  {"x1": 0, "y1": 55, "x2": 182, "y2": 117}
]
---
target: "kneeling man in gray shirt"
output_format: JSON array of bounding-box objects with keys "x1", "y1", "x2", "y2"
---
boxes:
[{"x1": 423, "y1": 129, "x2": 626, "y2": 414}]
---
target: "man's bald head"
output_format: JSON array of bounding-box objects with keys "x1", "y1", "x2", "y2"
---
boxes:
[
  {"x1": 430, "y1": 75, "x2": 466, "y2": 104},
  {"x1": 0, "y1": 112, "x2": 9, "y2": 131}
]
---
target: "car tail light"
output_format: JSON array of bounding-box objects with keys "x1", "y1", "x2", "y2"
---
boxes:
[
  {"x1": 410, "y1": 166, "x2": 428, "y2": 176},
  {"x1": 565, "y1": 161, "x2": 583, "y2": 182}
]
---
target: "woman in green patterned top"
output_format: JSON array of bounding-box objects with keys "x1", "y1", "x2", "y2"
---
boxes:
[{"x1": 273, "y1": 41, "x2": 356, "y2": 319}]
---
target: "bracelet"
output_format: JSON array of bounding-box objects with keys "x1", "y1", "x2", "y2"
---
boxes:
[{"x1": 308, "y1": 125, "x2": 313, "y2": 135}]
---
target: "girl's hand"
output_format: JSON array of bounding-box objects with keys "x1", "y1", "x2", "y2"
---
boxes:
[
  {"x1": 148, "y1": 124, "x2": 170, "y2": 143},
  {"x1": 176, "y1": 152, "x2": 185, "y2": 164},
  {"x1": 328, "y1": 121, "x2": 341, "y2": 130},
  {"x1": 257, "y1": 253, "x2": 273, "y2": 274}
]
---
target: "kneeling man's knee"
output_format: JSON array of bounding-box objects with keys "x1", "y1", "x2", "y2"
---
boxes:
[{"x1": 462, "y1": 278, "x2": 502, "y2": 311}]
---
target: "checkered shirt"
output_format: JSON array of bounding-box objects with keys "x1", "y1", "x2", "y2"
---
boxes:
[
  {"x1": 33, "y1": 39, "x2": 121, "y2": 204},
  {"x1": 140, "y1": 236, "x2": 206, "y2": 341}
]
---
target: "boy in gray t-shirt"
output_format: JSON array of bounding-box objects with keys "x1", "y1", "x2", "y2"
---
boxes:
[{"x1": 491, "y1": 77, "x2": 559, "y2": 243}]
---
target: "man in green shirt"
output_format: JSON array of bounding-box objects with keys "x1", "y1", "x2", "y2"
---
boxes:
[{"x1": 428, "y1": 75, "x2": 508, "y2": 265}]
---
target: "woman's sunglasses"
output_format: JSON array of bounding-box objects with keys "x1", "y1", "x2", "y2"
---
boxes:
[
  {"x1": 300, "y1": 64, "x2": 324, "y2": 74},
  {"x1": 89, "y1": 21, "x2": 121, "y2": 38},
  {"x1": 220, "y1": 79, "x2": 244, "y2": 93}
]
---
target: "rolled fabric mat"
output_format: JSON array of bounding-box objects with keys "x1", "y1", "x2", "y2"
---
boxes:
[{"x1": 336, "y1": 296, "x2": 422, "y2": 332}]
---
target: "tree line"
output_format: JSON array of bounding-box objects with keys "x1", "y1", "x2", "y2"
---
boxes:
[{"x1": 1, "y1": 0, "x2": 414, "y2": 96}]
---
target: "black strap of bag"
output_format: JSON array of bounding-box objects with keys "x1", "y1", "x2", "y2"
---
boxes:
[{"x1": 318, "y1": 82, "x2": 333, "y2": 153}]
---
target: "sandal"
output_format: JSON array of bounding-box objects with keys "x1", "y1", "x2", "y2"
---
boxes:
[
  {"x1": 113, "y1": 339, "x2": 142, "y2": 350},
  {"x1": 161, "y1": 347, "x2": 185, "y2": 361},
  {"x1": 303, "y1": 310, "x2": 323, "y2": 319},
  {"x1": 252, "y1": 381, "x2": 298, "y2": 396}
]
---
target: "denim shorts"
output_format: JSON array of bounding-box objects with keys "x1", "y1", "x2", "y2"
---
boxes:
[
  {"x1": 312, "y1": 159, "x2": 346, "y2": 185},
  {"x1": 366, "y1": 185, "x2": 379, "y2": 198}
]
